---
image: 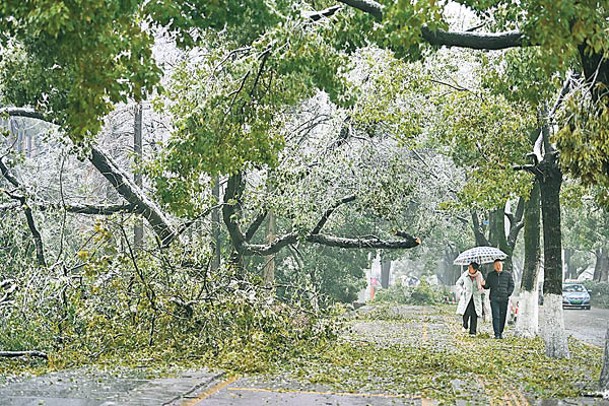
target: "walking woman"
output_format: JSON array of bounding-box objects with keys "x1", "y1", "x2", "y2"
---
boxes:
[{"x1": 456, "y1": 262, "x2": 485, "y2": 335}]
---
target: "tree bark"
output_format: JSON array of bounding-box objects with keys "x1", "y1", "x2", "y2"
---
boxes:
[
  {"x1": 337, "y1": 0, "x2": 383, "y2": 19},
  {"x1": 489, "y1": 207, "x2": 516, "y2": 272},
  {"x1": 515, "y1": 179, "x2": 541, "y2": 338},
  {"x1": 470, "y1": 210, "x2": 490, "y2": 246}
]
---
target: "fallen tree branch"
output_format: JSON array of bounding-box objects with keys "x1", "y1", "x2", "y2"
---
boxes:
[
  {"x1": 0, "y1": 350, "x2": 48, "y2": 360},
  {"x1": 90, "y1": 146, "x2": 179, "y2": 247},
  {"x1": 0, "y1": 279, "x2": 17, "y2": 304},
  {"x1": 223, "y1": 173, "x2": 421, "y2": 256}
]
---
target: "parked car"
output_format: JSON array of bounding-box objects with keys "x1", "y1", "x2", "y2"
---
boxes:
[{"x1": 562, "y1": 283, "x2": 591, "y2": 310}]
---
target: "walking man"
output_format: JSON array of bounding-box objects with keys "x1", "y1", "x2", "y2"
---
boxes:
[{"x1": 482, "y1": 259, "x2": 514, "y2": 339}]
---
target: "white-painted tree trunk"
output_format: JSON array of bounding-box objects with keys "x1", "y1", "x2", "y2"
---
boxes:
[
  {"x1": 482, "y1": 293, "x2": 491, "y2": 323},
  {"x1": 515, "y1": 290, "x2": 539, "y2": 338},
  {"x1": 540, "y1": 294, "x2": 570, "y2": 358}
]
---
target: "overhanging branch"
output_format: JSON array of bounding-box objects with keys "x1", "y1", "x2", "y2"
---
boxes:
[
  {"x1": 245, "y1": 211, "x2": 268, "y2": 241},
  {"x1": 335, "y1": 1, "x2": 526, "y2": 50}
]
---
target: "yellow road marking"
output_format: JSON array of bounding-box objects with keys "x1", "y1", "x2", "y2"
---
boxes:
[{"x1": 182, "y1": 375, "x2": 239, "y2": 405}]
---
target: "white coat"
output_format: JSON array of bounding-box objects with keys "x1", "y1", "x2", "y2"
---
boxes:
[{"x1": 456, "y1": 270, "x2": 484, "y2": 317}]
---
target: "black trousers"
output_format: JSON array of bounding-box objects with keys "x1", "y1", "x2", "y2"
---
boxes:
[
  {"x1": 491, "y1": 298, "x2": 509, "y2": 337},
  {"x1": 462, "y1": 297, "x2": 478, "y2": 334}
]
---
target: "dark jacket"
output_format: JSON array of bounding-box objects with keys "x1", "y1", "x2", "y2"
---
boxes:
[{"x1": 483, "y1": 270, "x2": 514, "y2": 301}]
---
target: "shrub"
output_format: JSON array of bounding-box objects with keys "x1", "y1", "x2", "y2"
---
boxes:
[{"x1": 373, "y1": 281, "x2": 442, "y2": 305}]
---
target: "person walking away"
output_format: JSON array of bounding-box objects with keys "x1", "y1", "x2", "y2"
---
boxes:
[
  {"x1": 456, "y1": 262, "x2": 485, "y2": 335},
  {"x1": 482, "y1": 259, "x2": 514, "y2": 339}
]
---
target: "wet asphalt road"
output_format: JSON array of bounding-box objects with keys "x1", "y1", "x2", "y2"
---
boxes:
[{"x1": 561, "y1": 306, "x2": 609, "y2": 347}]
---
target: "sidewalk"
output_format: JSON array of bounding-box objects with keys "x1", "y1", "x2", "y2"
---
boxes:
[{"x1": 0, "y1": 367, "x2": 224, "y2": 405}]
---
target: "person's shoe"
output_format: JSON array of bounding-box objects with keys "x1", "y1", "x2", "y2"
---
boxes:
[
  {"x1": 494, "y1": 335, "x2": 501, "y2": 339},
  {"x1": 461, "y1": 326, "x2": 468, "y2": 333},
  {"x1": 469, "y1": 332, "x2": 476, "y2": 336}
]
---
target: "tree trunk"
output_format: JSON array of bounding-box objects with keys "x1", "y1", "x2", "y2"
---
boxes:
[
  {"x1": 133, "y1": 102, "x2": 144, "y2": 250},
  {"x1": 593, "y1": 248, "x2": 608, "y2": 282},
  {"x1": 538, "y1": 156, "x2": 570, "y2": 358},
  {"x1": 381, "y1": 256, "x2": 391, "y2": 289},
  {"x1": 599, "y1": 248, "x2": 609, "y2": 282},
  {"x1": 489, "y1": 206, "x2": 517, "y2": 273},
  {"x1": 516, "y1": 179, "x2": 541, "y2": 338},
  {"x1": 211, "y1": 176, "x2": 222, "y2": 272},
  {"x1": 263, "y1": 211, "x2": 276, "y2": 287},
  {"x1": 600, "y1": 326, "x2": 609, "y2": 392},
  {"x1": 471, "y1": 210, "x2": 490, "y2": 246}
]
